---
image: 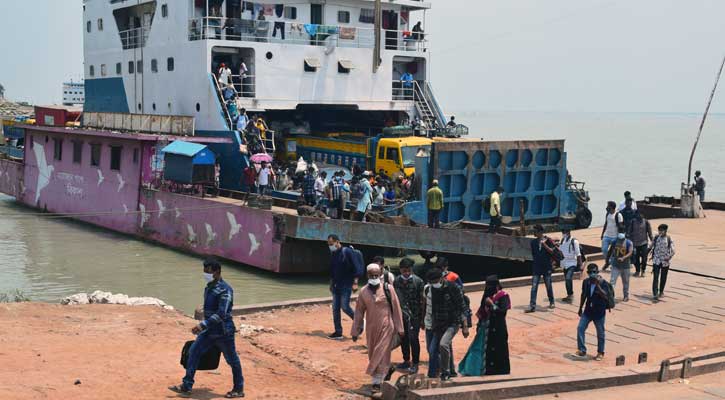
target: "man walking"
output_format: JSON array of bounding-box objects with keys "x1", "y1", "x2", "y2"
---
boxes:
[
  {"x1": 576, "y1": 263, "x2": 610, "y2": 362},
  {"x1": 394, "y1": 258, "x2": 425, "y2": 374},
  {"x1": 351, "y1": 264, "x2": 405, "y2": 393},
  {"x1": 619, "y1": 198, "x2": 636, "y2": 236},
  {"x1": 601, "y1": 201, "x2": 624, "y2": 266},
  {"x1": 327, "y1": 234, "x2": 363, "y2": 339},
  {"x1": 427, "y1": 179, "x2": 444, "y2": 228},
  {"x1": 650, "y1": 224, "x2": 676, "y2": 300},
  {"x1": 257, "y1": 161, "x2": 273, "y2": 196},
  {"x1": 329, "y1": 171, "x2": 345, "y2": 219},
  {"x1": 302, "y1": 167, "x2": 316, "y2": 206},
  {"x1": 694, "y1": 171, "x2": 706, "y2": 202},
  {"x1": 628, "y1": 211, "x2": 652, "y2": 277},
  {"x1": 604, "y1": 233, "x2": 633, "y2": 302},
  {"x1": 423, "y1": 268, "x2": 469, "y2": 380},
  {"x1": 618, "y1": 191, "x2": 638, "y2": 211},
  {"x1": 488, "y1": 187, "x2": 503, "y2": 233},
  {"x1": 169, "y1": 259, "x2": 244, "y2": 398},
  {"x1": 560, "y1": 228, "x2": 582, "y2": 303},
  {"x1": 527, "y1": 225, "x2": 557, "y2": 312}
]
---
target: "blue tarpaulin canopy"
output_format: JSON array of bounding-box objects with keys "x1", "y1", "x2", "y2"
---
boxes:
[{"x1": 162, "y1": 141, "x2": 215, "y2": 165}]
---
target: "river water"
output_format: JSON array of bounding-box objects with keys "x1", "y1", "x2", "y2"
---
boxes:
[{"x1": 0, "y1": 112, "x2": 722, "y2": 313}]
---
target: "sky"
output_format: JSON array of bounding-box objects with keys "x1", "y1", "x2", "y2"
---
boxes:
[{"x1": 2, "y1": 0, "x2": 725, "y2": 113}]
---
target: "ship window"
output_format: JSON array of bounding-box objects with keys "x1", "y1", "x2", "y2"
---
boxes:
[
  {"x1": 137, "y1": 60, "x2": 143, "y2": 74},
  {"x1": 162, "y1": 4, "x2": 168, "y2": 18},
  {"x1": 53, "y1": 139, "x2": 63, "y2": 161},
  {"x1": 110, "y1": 146, "x2": 122, "y2": 171},
  {"x1": 89, "y1": 65, "x2": 95, "y2": 77},
  {"x1": 266, "y1": 52, "x2": 273, "y2": 60},
  {"x1": 338, "y1": 11, "x2": 350, "y2": 24},
  {"x1": 359, "y1": 9, "x2": 375, "y2": 24},
  {"x1": 98, "y1": 18, "x2": 103, "y2": 31},
  {"x1": 86, "y1": 21, "x2": 91, "y2": 33},
  {"x1": 167, "y1": 57, "x2": 175, "y2": 71},
  {"x1": 128, "y1": 61, "x2": 135, "y2": 74},
  {"x1": 283, "y1": 6, "x2": 297, "y2": 20},
  {"x1": 72, "y1": 141, "x2": 83, "y2": 164},
  {"x1": 152, "y1": 103, "x2": 156, "y2": 111},
  {"x1": 196, "y1": 103, "x2": 200, "y2": 112},
  {"x1": 151, "y1": 59, "x2": 158, "y2": 73},
  {"x1": 101, "y1": 64, "x2": 107, "y2": 77},
  {"x1": 90, "y1": 144, "x2": 102, "y2": 167},
  {"x1": 133, "y1": 148, "x2": 139, "y2": 164},
  {"x1": 116, "y1": 62, "x2": 122, "y2": 75},
  {"x1": 386, "y1": 147, "x2": 399, "y2": 162},
  {"x1": 378, "y1": 146, "x2": 385, "y2": 160}
]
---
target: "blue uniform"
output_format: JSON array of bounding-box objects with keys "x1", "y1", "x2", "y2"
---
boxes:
[{"x1": 182, "y1": 279, "x2": 244, "y2": 391}]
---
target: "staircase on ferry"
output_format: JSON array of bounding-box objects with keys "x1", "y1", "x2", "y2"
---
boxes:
[{"x1": 414, "y1": 81, "x2": 447, "y2": 130}]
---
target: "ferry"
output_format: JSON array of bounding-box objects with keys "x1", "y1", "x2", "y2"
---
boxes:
[{"x1": 0, "y1": 0, "x2": 591, "y2": 273}]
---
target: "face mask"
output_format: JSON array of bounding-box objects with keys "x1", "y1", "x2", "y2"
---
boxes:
[
  {"x1": 401, "y1": 274, "x2": 412, "y2": 280},
  {"x1": 588, "y1": 272, "x2": 598, "y2": 279},
  {"x1": 328, "y1": 245, "x2": 338, "y2": 252},
  {"x1": 368, "y1": 278, "x2": 381, "y2": 286},
  {"x1": 203, "y1": 273, "x2": 215, "y2": 283},
  {"x1": 431, "y1": 282, "x2": 442, "y2": 289}
]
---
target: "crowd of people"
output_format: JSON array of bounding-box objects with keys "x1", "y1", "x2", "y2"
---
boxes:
[{"x1": 171, "y1": 187, "x2": 681, "y2": 397}]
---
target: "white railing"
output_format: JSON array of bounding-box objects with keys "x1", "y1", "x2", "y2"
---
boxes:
[
  {"x1": 383, "y1": 29, "x2": 428, "y2": 52},
  {"x1": 392, "y1": 79, "x2": 416, "y2": 101},
  {"x1": 189, "y1": 18, "x2": 376, "y2": 49},
  {"x1": 119, "y1": 26, "x2": 150, "y2": 50}
]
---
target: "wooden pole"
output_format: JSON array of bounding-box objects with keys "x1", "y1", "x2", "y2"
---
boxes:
[{"x1": 687, "y1": 54, "x2": 725, "y2": 186}]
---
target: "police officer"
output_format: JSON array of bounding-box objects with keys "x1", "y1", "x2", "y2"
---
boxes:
[{"x1": 169, "y1": 258, "x2": 245, "y2": 398}]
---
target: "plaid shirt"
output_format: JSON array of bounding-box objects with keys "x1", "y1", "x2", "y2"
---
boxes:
[
  {"x1": 303, "y1": 174, "x2": 316, "y2": 197},
  {"x1": 394, "y1": 274, "x2": 425, "y2": 323},
  {"x1": 330, "y1": 176, "x2": 344, "y2": 200}
]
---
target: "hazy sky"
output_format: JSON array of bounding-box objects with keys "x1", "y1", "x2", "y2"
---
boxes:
[{"x1": 2, "y1": 0, "x2": 725, "y2": 113}]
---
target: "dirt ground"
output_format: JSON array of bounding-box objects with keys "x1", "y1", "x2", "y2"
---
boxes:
[{"x1": 2, "y1": 213, "x2": 725, "y2": 400}]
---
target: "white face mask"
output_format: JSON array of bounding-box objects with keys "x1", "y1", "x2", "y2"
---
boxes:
[
  {"x1": 401, "y1": 274, "x2": 412, "y2": 280},
  {"x1": 368, "y1": 278, "x2": 381, "y2": 286},
  {"x1": 328, "y1": 245, "x2": 338, "y2": 252},
  {"x1": 203, "y1": 272, "x2": 215, "y2": 283},
  {"x1": 431, "y1": 282, "x2": 442, "y2": 289}
]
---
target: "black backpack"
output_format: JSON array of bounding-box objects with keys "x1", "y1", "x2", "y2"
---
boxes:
[
  {"x1": 483, "y1": 196, "x2": 492, "y2": 212},
  {"x1": 345, "y1": 246, "x2": 365, "y2": 278}
]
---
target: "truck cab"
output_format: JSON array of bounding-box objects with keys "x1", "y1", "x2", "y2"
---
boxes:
[{"x1": 373, "y1": 136, "x2": 432, "y2": 177}]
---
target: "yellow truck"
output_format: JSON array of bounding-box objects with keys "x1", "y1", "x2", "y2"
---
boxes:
[{"x1": 286, "y1": 133, "x2": 432, "y2": 177}]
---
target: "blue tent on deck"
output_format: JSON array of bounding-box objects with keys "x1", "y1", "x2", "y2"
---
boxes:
[{"x1": 161, "y1": 141, "x2": 217, "y2": 184}]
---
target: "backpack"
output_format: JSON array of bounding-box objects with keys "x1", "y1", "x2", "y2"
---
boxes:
[
  {"x1": 345, "y1": 246, "x2": 365, "y2": 278},
  {"x1": 602, "y1": 280, "x2": 616, "y2": 310},
  {"x1": 569, "y1": 238, "x2": 587, "y2": 263},
  {"x1": 483, "y1": 196, "x2": 491, "y2": 212}
]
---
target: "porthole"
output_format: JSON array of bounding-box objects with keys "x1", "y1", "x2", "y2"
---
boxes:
[
  {"x1": 152, "y1": 103, "x2": 156, "y2": 111},
  {"x1": 266, "y1": 52, "x2": 273, "y2": 60},
  {"x1": 196, "y1": 103, "x2": 201, "y2": 112}
]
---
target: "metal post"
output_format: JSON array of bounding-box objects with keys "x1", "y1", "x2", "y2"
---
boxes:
[
  {"x1": 373, "y1": 0, "x2": 381, "y2": 73},
  {"x1": 519, "y1": 199, "x2": 526, "y2": 236}
]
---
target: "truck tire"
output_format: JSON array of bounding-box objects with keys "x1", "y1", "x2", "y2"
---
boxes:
[{"x1": 576, "y1": 208, "x2": 593, "y2": 229}]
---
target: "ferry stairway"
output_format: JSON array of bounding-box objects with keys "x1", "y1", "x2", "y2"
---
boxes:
[
  {"x1": 414, "y1": 81, "x2": 447, "y2": 129},
  {"x1": 213, "y1": 77, "x2": 234, "y2": 130}
]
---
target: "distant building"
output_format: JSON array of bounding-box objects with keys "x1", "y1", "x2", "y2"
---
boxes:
[{"x1": 62, "y1": 82, "x2": 85, "y2": 106}]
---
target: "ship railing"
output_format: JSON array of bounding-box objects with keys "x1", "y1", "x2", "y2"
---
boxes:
[
  {"x1": 189, "y1": 17, "x2": 375, "y2": 49},
  {"x1": 382, "y1": 29, "x2": 429, "y2": 52},
  {"x1": 227, "y1": 74, "x2": 256, "y2": 98},
  {"x1": 392, "y1": 80, "x2": 416, "y2": 101},
  {"x1": 119, "y1": 26, "x2": 150, "y2": 50}
]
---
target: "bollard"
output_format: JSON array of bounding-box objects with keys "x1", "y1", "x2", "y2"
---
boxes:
[
  {"x1": 616, "y1": 355, "x2": 626, "y2": 366},
  {"x1": 681, "y1": 358, "x2": 693, "y2": 379},
  {"x1": 638, "y1": 352, "x2": 648, "y2": 364},
  {"x1": 658, "y1": 360, "x2": 671, "y2": 382}
]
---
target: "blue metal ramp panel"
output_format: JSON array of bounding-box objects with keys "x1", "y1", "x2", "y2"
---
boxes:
[
  {"x1": 432, "y1": 140, "x2": 567, "y2": 224},
  {"x1": 282, "y1": 215, "x2": 532, "y2": 260}
]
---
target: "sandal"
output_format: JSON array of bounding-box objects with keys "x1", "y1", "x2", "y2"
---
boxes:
[
  {"x1": 594, "y1": 354, "x2": 604, "y2": 361},
  {"x1": 225, "y1": 389, "x2": 245, "y2": 398},
  {"x1": 575, "y1": 350, "x2": 586, "y2": 357}
]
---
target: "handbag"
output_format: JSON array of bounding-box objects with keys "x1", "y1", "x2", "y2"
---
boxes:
[
  {"x1": 382, "y1": 283, "x2": 402, "y2": 349},
  {"x1": 180, "y1": 340, "x2": 222, "y2": 371}
]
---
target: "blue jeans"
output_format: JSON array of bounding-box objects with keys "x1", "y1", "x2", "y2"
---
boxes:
[
  {"x1": 530, "y1": 270, "x2": 554, "y2": 308},
  {"x1": 183, "y1": 332, "x2": 244, "y2": 391},
  {"x1": 577, "y1": 314, "x2": 605, "y2": 355},
  {"x1": 564, "y1": 266, "x2": 577, "y2": 296},
  {"x1": 332, "y1": 285, "x2": 355, "y2": 334},
  {"x1": 698, "y1": 190, "x2": 705, "y2": 203},
  {"x1": 601, "y1": 236, "x2": 617, "y2": 259},
  {"x1": 426, "y1": 327, "x2": 457, "y2": 378}
]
